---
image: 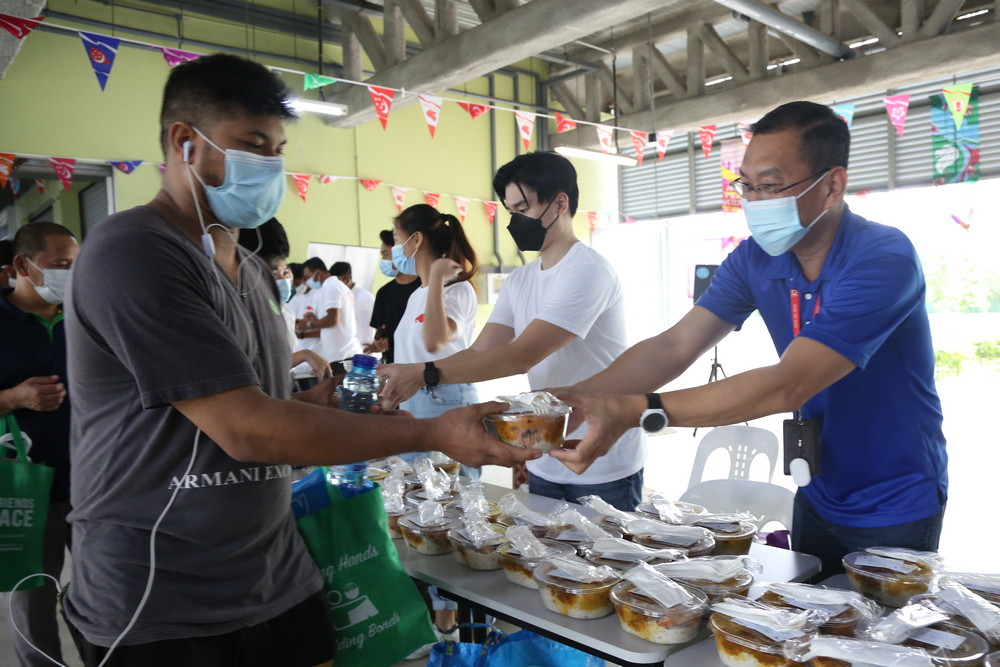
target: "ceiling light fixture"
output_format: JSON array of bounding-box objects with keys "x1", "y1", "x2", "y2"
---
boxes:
[
  {"x1": 554, "y1": 145, "x2": 638, "y2": 167},
  {"x1": 288, "y1": 98, "x2": 349, "y2": 117}
]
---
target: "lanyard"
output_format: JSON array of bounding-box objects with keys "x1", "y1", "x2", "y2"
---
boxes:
[{"x1": 789, "y1": 289, "x2": 820, "y2": 337}]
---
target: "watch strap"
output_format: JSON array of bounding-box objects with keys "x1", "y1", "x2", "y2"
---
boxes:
[
  {"x1": 424, "y1": 361, "x2": 440, "y2": 387},
  {"x1": 646, "y1": 393, "x2": 664, "y2": 410}
]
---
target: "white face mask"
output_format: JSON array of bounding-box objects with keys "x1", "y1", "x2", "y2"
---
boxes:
[
  {"x1": 743, "y1": 171, "x2": 831, "y2": 257},
  {"x1": 26, "y1": 258, "x2": 70, "y2": 305}
]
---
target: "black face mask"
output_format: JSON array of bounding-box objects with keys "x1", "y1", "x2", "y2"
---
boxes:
[{"x1": 506, "y1": 196, "x2": 555, "y2": 252}]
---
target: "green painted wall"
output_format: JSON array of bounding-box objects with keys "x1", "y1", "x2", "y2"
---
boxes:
[{"x1": 0, "y1": 20, "x2": 618, "y2": 283}]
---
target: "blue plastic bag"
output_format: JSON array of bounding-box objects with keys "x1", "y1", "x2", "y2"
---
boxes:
[{"x1": 427, "y1": 628, "x2": 603, "y2": 667}]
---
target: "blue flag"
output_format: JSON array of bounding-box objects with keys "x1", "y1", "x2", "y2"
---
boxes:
[
  {"x1": 80, "y1": 31, "x2": 120, "y2": 91},
  {"x1": 109, "y1": 160, "x2": 142, "y2": 174}
]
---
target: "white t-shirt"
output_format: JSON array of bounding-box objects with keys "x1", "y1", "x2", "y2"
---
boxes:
[
  {"x1": 487, "y1": 242, "x2": 647, "y2": 485},
  {"x1": 352, "y1": 284, "x2": 376, "y2": 346},
  {"x1": 394, "y1": 281, "x2": 477, "y2": 364},
  {"x1": 292, "y1": 288, "x2": 321, "y2": 352},
  {"x1": 319, "y1": 278, "x2": 362, "y2": 362}
]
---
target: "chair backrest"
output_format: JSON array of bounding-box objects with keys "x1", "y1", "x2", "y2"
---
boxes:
[
  {"x1": 679, "y1": 479, "x2": 795, "y2": 532},
  {"x1": 688, "y1": 425, "x2": 780, "y2": 489}
]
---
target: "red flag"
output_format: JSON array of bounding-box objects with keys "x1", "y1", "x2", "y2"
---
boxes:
[
  {"x1": 514, "y1": 110, "x2": 536, "y2": 151},
  {"x1": 482, "y1": 200, "x2": 498, "y2": 225},
  {"x1": 586, "y1": 210, "x2": 598, "y2": 234},
  {"x1": 458, "y1": 102, "x2": 490, "y2": 120},
  {"x1": 292, "y1": 173, "x2": 310, "y2": 202},
  {"x1": 157, "y1": 164, "x2": 166, "y2": 176},
  {"x1": 160, "y1": 48, "x2": 200, "y2": 67},
  {"x1": 318, "y1": 175, "x2": 338, "y2": 185},
  {"x1": 630, "y1": 130, "x2": 648, "y2": 166},
  {"x1": 698, "y1": 125, "x2": 717, "y2": 159},
  {"x1": 0, "y1": 13, "x2": 44, "y2": 39},
  {"x1": 35, "y1": 179, "x2": 44, "y2": 195},
  {"x1": 50, "y1": 158, "x2": 76, "y2": 192},
  {"x1": 656, "y1": 130, "x2": 674, "y2": 162},
  {"x1": 595, "y1": 125, "x2": 614, "y2": 154},
  {"x1": 454, "y1": 197, "x2": 470, "y2": 222},
  {"x1": 359, "y1": 179, "x2": 381, "y2": 192},
  {"x1": 390, "y1": 185, "x2": 407, "y2": 212},
  {"x1": 418, "y1": 94, "x2": 442, "y2": 139},
  {"x1": 0, "y1": 153, "x2": 14, "y2": 189},
  {"x1": 883, "y1": 94, "x2": 911, "y2": 138},
  {"x1": 423, "y1": 191, "x2": 440, "y2": 208},
  {"x1": 368, "y1": 86, "x2": 396, "y2": 130},
  {"x1": 554, "y1": 112, "x2": 576, "y2": 134},
  {"x1": 737, "y1": 120, "x2": 755, "y2": 146}
]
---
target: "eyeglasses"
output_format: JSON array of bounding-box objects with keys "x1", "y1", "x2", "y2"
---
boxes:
[{"x1": 731, "y1": 168, "x2": 831, "y2": 199}]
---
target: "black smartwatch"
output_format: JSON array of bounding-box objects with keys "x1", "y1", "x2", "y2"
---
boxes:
[
  {"x1": 423, "y1": 361, "x2": 440, "y2": 388},
  {"x1": 640, "y1": 393, "x2": 669, "y2": 433}
]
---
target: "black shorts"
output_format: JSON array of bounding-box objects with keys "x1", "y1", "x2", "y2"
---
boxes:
[{"x1": 68, "y1": 589, "x2": 334, "y2": 667}]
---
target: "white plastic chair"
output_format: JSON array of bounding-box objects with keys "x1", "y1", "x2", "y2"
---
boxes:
[
  {"x1": 680, "y1": 479, "x2": 794, "y2": 532},
  {"x1": 688, "y1": 425, "x2": 780, "y2": 489}
]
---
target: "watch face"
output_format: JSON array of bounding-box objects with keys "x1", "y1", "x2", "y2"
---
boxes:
[{"x1": 642, "y1": 412, "x2": 667, "y2": 432}]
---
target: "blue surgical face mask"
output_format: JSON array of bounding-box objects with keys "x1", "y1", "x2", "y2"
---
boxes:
[
  {"x1": 391, "y1": 233, "x2": 418, "y2": 276},
  {"x1": 306, "y1": 276, "x2": 322, "y2": 290},
  {"x1": 189, "y1": 126, "x2": 286, "y2": 229},
  {"x1": 275, "y1": 277, "x2": 293, "y2": 303},
  {"x1": 743, "y1": 172, "x2": 830, "y2": 256},
  {"x1": 26, "y1": 258, "x2": 69, "y2": 305},
  {"x1": 379, "y1": 258, "x2": 399, "y2": 278}
]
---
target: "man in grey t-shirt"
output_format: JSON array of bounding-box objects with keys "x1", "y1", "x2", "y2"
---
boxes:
[{"x1": 63, "y1": 54, "x2": 537, "y2": 667}]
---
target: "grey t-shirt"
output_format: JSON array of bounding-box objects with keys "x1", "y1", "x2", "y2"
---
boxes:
[{"x1": 64, "y1": 206, "x2": 322, "y2": 646}]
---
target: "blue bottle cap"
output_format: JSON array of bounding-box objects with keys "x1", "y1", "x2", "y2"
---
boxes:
[{"x1": 352, "y1": 354, "x2": 378, "y2": 369}]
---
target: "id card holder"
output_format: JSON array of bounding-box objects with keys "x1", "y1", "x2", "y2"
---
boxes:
[{"x1": 783, "y1": 412, "x2": 821, "y2": 486}]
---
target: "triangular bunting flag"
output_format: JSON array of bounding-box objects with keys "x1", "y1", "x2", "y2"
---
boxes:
[
  {"x1": 942, "y1": 84, "x2": 973, "y2": 130},
  {"x1": 418, "y1": 95, "x2": 442, "y2": 139},
  {"x1": 390, "y1": 185, "x2": 407, "y2": 212},
  {"x1": 883, "y1": 94, "x2": 911, "y2": 138},
  {"x1": 698, "y1": 125, "x2": 717, "y2": 159},
  {"x1": 292, "y1": 174, "x2": 310, "y2": 202},
  {"x1": 595, "y1": 125, "x2": 614, "y2": 154},
  {"x1": 656, "y1": 130, "x2": 673, "y2": 162},
  {"x1": 161, "y1": 48, "x2": 200, "y2": 67},
  {"x1": 624, "y1": 217, "x2": 637, "y2": 224},
  {"x1": 630, "y1": 130, "x2": 648, "y2": 166},
  {"x1": 514, "y1": 110, "x2": 536, "y2": 151},
  {"x1": 79, "y1": 32, "x2": 120, "y2": 91},
  {"x1": 50, "y1": 158, "x2": 76, "y2": 193},
  {"x1": 0, "y1": 153, "x2": 15, "y2": 189},
  {"x1": 359, "y1": 179, "x2": 381, "y2": 192},
  {"x1": 482, "y1": 200, "x2": 498, "y2": 225},
  {"x1": 586, "y1": 210, "x2": 597, "y2": 234},
  {"x1": 157, "y1": 164, "x2": 166, "y2": 176},
  {"x1": 368, "y1": 86, "x2": 395, "y2": 130},
  {"x1": 318, "y1": 175, "x2": 338, "y2": 185},
  {"x1": 738, "y1": 120, "x2": 755, "y2": 146},
  {"x1": 454, "y1": 197, "x2": 470, "y2": 222},
  {"x1": 831, "y1": 103, "x2": 855, "y2": 128},
  {"x1": 458, "y1": 102, "x2": 490, "y2": 120},
  {"x1": 0, "y1": 13, "x2": 44, "y2": 39},
  {"x1": 423, "y1": 191, "x2": 440, "y2": 208},
  {"x1": 303, "y1": 73, "x2": 337, "y2": 91},
  {"x1": 554, "y1": 112, "x2": 576, "y2": 134},
  {"x1": 35, "y1": 179, "x2": 44, "y2": 195},
  {"x1": 109, "y1": 160, "x2": 142, "y2": 174}
]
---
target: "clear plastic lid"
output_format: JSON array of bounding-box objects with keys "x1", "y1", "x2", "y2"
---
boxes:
[
  {"x1": 499, "y1": 536, "x2": 575, "y2": 563},
  {"x1": 900, "y1": 623, "x2": 989, "y2": 664},
  {"x1": 612, "y1": 578, "x2": 708, "y2": 618},
  {"x1": 534, "y1": 557, "x2": 622, "y2": 592},
  {"x1": 844, "y1": 548, "x2": 938, "y2": 582},
  {"x1": 493, "y1": 391, "x2": 572, "y2": 416}
]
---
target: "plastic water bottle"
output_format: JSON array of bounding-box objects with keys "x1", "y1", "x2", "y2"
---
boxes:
[{"x1": 327, "y1": 354, "x2": 380, "y2": 497}]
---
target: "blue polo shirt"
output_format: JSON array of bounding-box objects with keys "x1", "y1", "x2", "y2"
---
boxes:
[
  {"x1": 696, "y1": 207, "x2": 947, "y2": 528},
  {"x1": 0, "y1": 288, "x2": 71, "y2": 502}
]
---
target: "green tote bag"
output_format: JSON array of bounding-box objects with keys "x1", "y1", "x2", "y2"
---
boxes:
[
  {"x1": 0, "y1": 414, "x2": 55, "y2": 592},
  {"x1": 295, "y1": 474, "x2": 436, "y2": 667}
]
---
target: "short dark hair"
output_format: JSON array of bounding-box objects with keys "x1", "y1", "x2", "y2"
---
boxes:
[
  {"x1": 750, "y1": 101, "x2": 851, "y2": 172},
  {"x1": 303, "y1": 257, "x2": 327, "y2": 273},
  {"x1": 237, "y1": 218, "x2": 290, "y2": 267},
  {"x1": 288, "y1": 262, "x2": 304, "y2": 280},
  {"x1": 330, "y1": 261, "x2": 352, "y2": 278},
  {"x1": 379, "y1": 230, "x2": 394, "y2": 247},
  {"x1": 159, "y1": 53, "x2": 296, "y2": 153},
  {"x1": 493, "y1": 151, "x2": 579, "y2": 216},
  {"x1": 13, "y1": 222, "x2": 76, "y2": 259},
  {"x1": 0, "y1": 240, "x2": 13, "y2": 266}
]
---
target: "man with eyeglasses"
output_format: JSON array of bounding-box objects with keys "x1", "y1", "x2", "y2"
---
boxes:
[{"x1": 551, "y1": 101, "x2": 947, "y2": 578}]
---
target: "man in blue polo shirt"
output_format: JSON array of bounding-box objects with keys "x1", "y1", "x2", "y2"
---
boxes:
[
  {"x1": 1, "y1": 221, "x2": 78, "y2": 666},
  {"x1": 552, "y1": 101, "x2": 947, "y2": 577}
]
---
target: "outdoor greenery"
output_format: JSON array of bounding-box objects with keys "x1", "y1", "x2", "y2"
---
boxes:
[{"x1": 934, "y1": 339, "x2": 1000, "y2": 378}]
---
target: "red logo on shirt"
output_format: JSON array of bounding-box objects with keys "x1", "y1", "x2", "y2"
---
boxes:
[{"x1": 415, "y1": 313, "x2": 425, "y2": 323}]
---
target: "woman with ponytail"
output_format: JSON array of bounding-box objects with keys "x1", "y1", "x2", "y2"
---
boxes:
[{"x1": 389, "y1": 204, "x2": 480, "y2": 470}]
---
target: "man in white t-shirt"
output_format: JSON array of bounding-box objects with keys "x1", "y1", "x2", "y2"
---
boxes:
[
  {"x1": 300, "y1": 257, "x2": 361, "y2": 366},
  {"x1": 331, "y1": 261, "x2": 376, "y2": 350},
  {"x1": 380, "y1": 152, "x2": 647, "y2": 510}
]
